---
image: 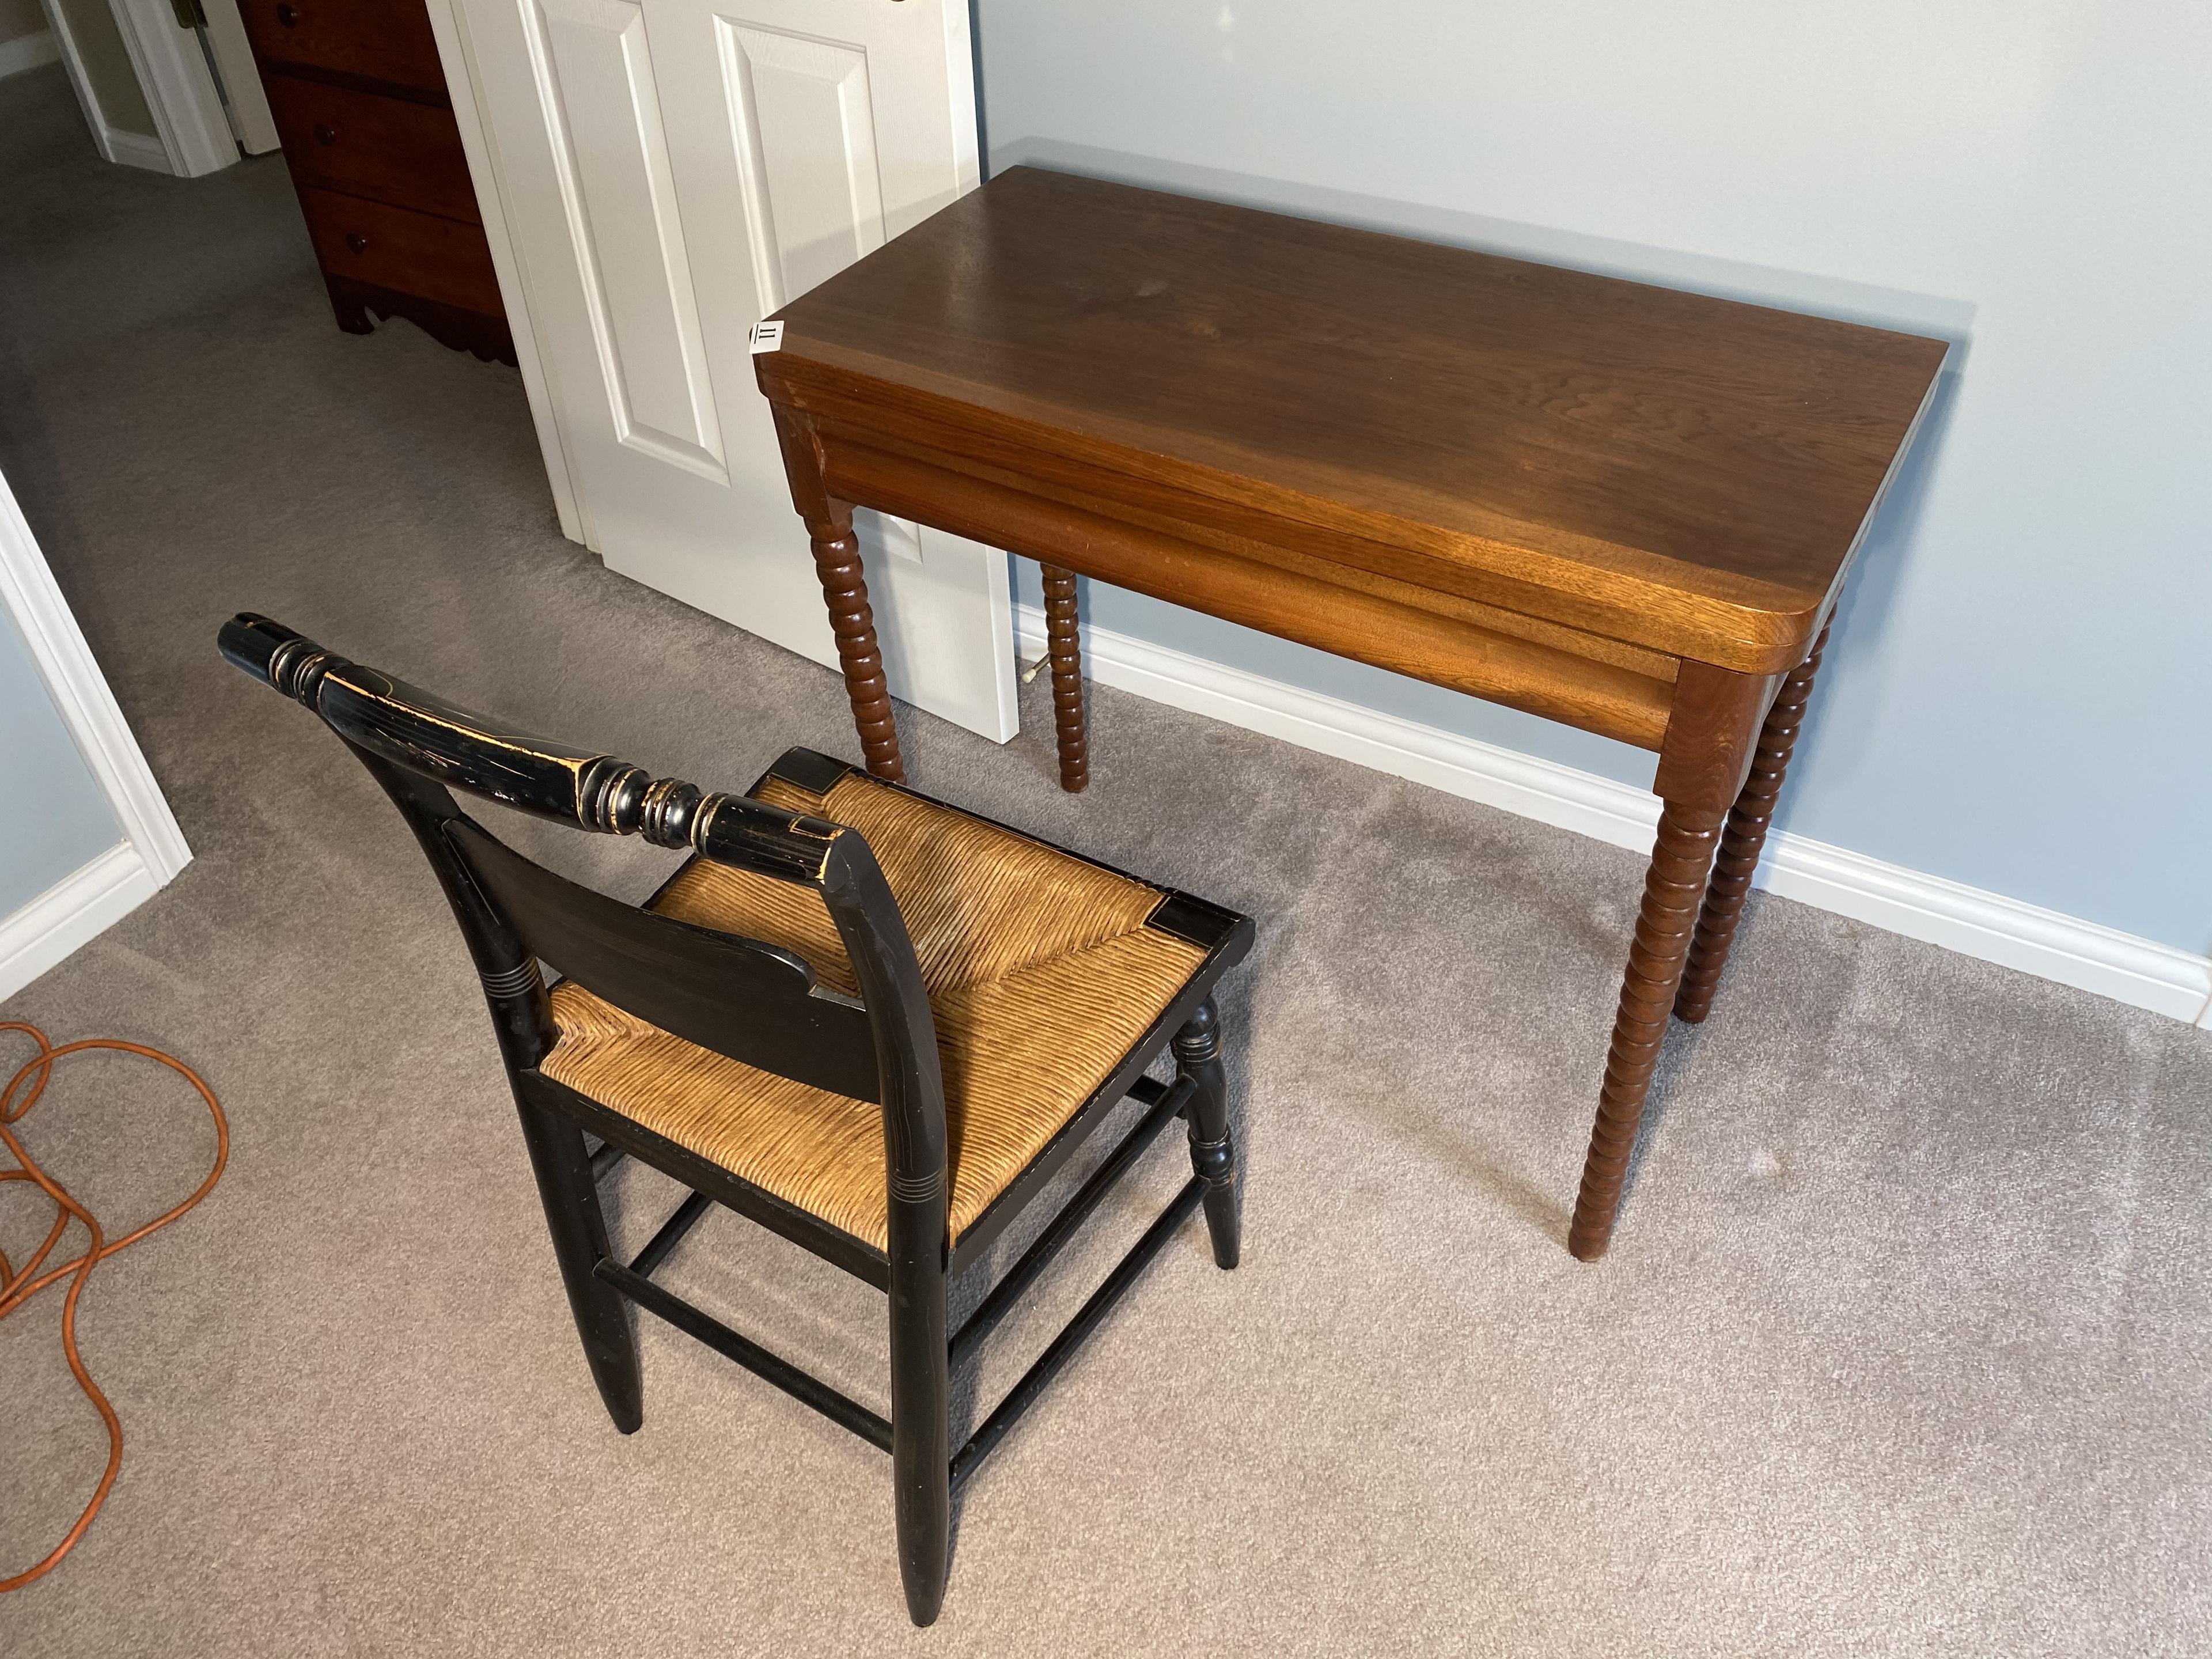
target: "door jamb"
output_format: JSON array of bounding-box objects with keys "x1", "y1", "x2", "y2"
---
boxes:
[
  {"x1": 39, "y1": 0, "x2": 158, "y2": 169},
  {"x1": 200, "y1": 0, "x2": 281, "y2": 154},
  {"x1": 106, "y1": 0, "x2": 237, "y2": 175},
  {"x1": 39, "y1": 0, "x2": 237, "y2": 175}
]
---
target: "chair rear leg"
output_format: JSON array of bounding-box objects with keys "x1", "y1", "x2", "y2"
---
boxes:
[
  {"x1": 513, "y1": 1094, "x2": 643, "y2": 1433},
  {"x1": 1175, "y1": 999, "x2": 1240, "y2": 1269}
]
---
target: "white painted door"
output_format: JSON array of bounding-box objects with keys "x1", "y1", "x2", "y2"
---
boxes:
[
  {"x1": 448, "y1": 0, "x2": 1017, "y2": 741},
  {"x1": 201, "y1": 0, "x2": 282, "y2": 154}
]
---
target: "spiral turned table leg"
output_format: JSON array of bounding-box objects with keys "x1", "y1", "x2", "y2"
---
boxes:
[
  {"x1": 809, "y1": 518, "x2": 904, "y2": 782},
  {"x1": 1040, "y1": 564, "x2": 1089, "y2": 793},
  {"x1": 1671, "y1": 622, "x2": 1831, "y2": 1024},
  {"x1": 1567, "y1": 800, "x2": 1729, "y2": 1261}
]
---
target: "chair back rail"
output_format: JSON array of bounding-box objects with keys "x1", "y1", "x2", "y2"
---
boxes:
[
  {"x1": 221, "y1": 612, "x2": 836, "y2": 880},
  {"x1": 217, "y1": 612, "x2": 948, "y2": 1185}
]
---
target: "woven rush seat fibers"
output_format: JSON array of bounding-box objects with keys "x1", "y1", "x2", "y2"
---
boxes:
[{"x1": 541, "y1": 767, "x2": 1208, "y2": 1249}]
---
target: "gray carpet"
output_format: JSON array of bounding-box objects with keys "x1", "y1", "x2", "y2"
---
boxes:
[{"x1": 3, "y1": 62, "x2": 2209, "y2": 1657}]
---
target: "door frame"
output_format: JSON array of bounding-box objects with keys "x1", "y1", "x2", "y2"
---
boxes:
[
  {"x1": 0, "y1": 466, "x2": 192, "y2": 1001},
  {"x1": 39, "y1": 0, "x2": 237, "y2": 175}
]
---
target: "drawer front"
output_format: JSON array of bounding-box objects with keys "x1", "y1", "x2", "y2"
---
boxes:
[
  {"x1": 267, "y1": 78, "x2": 479, "y2": 222},
  {"x1": 240, "y1": 0, "x2": 446, "y2": 94},
  {"x1": 298, "y1": 186, "x2": 503, "y2": 315}
]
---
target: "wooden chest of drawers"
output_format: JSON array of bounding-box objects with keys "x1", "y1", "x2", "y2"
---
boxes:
[{"x1": 240, "y1": 0, "x2": 515, "y2": 364}]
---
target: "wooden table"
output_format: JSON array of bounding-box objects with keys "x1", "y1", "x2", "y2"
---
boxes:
[{"x1": 754, "y1": 167, "x2": 1945, "y2": 1260}]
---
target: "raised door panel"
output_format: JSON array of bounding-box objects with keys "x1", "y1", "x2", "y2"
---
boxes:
[
  {"x1": 719, "y1": 24, "x2": 885, "y2": 308},
  {"x1": 450, "y1": 0, "x2": 1014, "y2": 740},
  {"x1": 658, "y1": 0, "x2": 1009, "y2": 741},
  {"x1": 656, "y1": 0, "x2": 972, "y2": 412},
  {"x1": 525, "y1": 0, "x2": 725, "y2": 478}
]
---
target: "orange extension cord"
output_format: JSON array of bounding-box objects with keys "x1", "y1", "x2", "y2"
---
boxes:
[{"x1": 0, "y1": 1022, "x2": 227, "y2": 1594}]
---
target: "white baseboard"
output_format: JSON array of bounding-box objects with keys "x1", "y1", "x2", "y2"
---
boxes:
[
  {"x1": 103, "y1": 128, "x2": 172, "y2": 172},
  {"x1": 0, "y1": 29, "x2": 60, "y2": 78},
  {"x1": 0, "y1": 843, "x2": 160, "y2": 1004},
  {"x1": 1016, "y1": 605, "x2": 2212, "y2": 1028}
]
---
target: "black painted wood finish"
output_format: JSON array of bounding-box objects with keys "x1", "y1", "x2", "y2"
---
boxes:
[
  {"x1": 449, "y1": 820, "x2": 879, "y2": 1101},
  {"x1": 1175, "y1": 999, "x2": 1238, "y2": 1270},
  {"x1": 218, "y1": 612, "x2": 1254, "y2": 1628}
]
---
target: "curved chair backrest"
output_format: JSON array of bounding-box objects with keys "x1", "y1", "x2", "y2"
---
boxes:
[{"x1": 216, "y1": 613, "x2": 948, "y2": 1201}]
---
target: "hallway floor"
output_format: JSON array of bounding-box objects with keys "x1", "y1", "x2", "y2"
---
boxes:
[{"x1": 3, "y1": 63, "x2": 2209, "y2": 1658}]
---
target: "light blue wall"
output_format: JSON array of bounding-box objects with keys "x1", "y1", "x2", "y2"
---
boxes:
[
  {"x1": 0, "y1": 603, "x2": 123, "y2": 916},
  {"x1": 975, "y1": 0, "x2": 2211, "y2": 955}
]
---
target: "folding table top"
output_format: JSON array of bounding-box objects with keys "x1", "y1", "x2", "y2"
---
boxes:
[{"x1": 761, "y1": 166, "x2": 1946, "y2": 671}]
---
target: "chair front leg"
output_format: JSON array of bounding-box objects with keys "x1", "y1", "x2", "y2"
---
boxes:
[
  {"x1": 1175, "y1": 998, "x2": 1240, "y2": 1269},
  {"x1": 886, "y1": 1180, "x2": 951, "y2": 1626},
  {"x1": 512, "y1": 1090, "x2": 642, "y2": 1433}
]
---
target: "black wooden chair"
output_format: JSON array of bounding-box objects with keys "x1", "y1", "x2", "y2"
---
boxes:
[{"x1": 218, "y1": 613, "x2": 1252, "y2": 1626}]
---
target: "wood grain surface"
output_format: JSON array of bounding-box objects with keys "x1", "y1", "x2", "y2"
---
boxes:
[
  {"x1": 236, "y1": 0, "x2": 446, "y2": 96},
  {"x1": 263, "y1": 76, "x2": 482, "y2": 224},
  {"x1": 762, "y1": 167, "x2": 1946, "y2": 673},
  {"x1": 297, "y1": 186, "x2": 503, "y2": 315}
]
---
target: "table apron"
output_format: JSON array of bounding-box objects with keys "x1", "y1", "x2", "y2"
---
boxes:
[
  {"x1": 766, "y1": 358, "x2": 1830, "y2": 675},
  {"x1": 819, "y1": 433, "x2": 1676, "y2": 753}
]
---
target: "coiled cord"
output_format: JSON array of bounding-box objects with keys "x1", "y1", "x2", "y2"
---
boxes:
[{"x1": 0, "y1": 1022, "x2": 227, "y2": 1594}]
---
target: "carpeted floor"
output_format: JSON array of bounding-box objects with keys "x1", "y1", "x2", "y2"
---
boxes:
[{"x1": 3, "y1": 63, "x2": 2209, "y2": 1658}]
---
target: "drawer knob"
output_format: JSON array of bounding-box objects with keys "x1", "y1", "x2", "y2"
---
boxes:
[
  {"x1": 275, "y1": 2, "x2": 297, "y2": 24},
  {"x1": 344, "y1": 233, "x2": 369, "y2": 255},
  {"x1": 313, "y1": 123, "x2": 338, "y2": 145}
]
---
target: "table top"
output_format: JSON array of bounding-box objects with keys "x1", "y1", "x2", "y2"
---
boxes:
[{"x1": 766, "y1": 167, "x2": 1946, "y2": 669}]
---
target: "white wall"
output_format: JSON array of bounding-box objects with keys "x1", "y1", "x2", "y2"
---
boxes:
[
  {"x1": 976, "y1": 0, "x2": 2212, "y2": 955},
  {"x1": 0, "y1": 602, "x2": 122, "y2": 917},
  {"x1": 0, "y1": 464, "x2": 188, "y2": 1002}
]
